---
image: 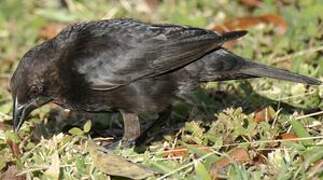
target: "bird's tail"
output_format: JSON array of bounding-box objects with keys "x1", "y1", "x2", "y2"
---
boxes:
[{"x1": 198, "y1": 49, "x2": 322, "y2": 85}]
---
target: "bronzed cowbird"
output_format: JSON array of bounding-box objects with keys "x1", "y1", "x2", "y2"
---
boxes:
[{"x1": 10, "y1": 19, "x2": 321, "y2": 147}]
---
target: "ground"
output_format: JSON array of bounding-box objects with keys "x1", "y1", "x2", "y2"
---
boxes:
[{"x1": 0, "y1": 0, "x2": 322, "y2": 179}]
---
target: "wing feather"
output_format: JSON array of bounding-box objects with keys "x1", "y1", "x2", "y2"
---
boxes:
[{"x1": 58, "y1": 19, "x2": 246, "y2": 91}]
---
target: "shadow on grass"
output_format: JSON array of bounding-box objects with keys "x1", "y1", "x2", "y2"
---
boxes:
[{"x1": 31, "y1": 81, "x2": 320, "y2": 150}]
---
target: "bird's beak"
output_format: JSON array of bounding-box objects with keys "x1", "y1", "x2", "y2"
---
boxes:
[{"x1": 13, "y1": 96, "x2": 52, "y2": 132}]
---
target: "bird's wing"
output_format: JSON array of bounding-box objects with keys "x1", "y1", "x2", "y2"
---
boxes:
[{"x1": 59, "y1": 19, "x2": 246, "y2": 90}]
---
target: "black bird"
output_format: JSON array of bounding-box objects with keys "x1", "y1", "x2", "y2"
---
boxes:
[{"x1": 10, "y1": 19, "x2": 321, "y2": 147}]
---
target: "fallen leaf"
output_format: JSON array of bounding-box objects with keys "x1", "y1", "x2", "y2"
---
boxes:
[
  {"x1": 210, "y1": 148, "x2": 250, "y2": 178},
  {"x1": 163, "y1": 147, "x2": 188, "y2": 158},
  {"x1": 87, "y1": 140, "x2": 155, "y2": 179},
  {"x1": 163, "y1": 145, "x2": 211, "y2": 158},
  {"x1": 280, "y1": 133, "x2": 298, "y2": 141},
  {"x1": 212, "y1": 14, "x2": 287, "y2": 35},
  {"x1": 6, "y1": 140, "x2": 21, "y2": 158},
  {"x1": 39, "y1": 23, "x2": 65, "y2": 40},
  {"x1": 0, "y1": 166, "x2": 26, "y2": 180},
  {"x1": 254, "y1": 106, "x2": 275, "y2": 123}
]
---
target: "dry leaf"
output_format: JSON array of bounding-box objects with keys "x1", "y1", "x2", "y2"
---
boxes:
[
  {"x1": 87, "y1": 140, "x2": 155, "y2": 179},
  {"x1": 212, "y1": 14, "x2": 287, "y2": 35},
  {"x1": 163, "y1": 145, "x2": 211, "y2": 158},
  {"x1": 0, "y1": 166, "x2": 26, "y2": 180},
  {"x1": 39, "y1": 23, "x2": 65, "y2": 40},
  {"x1": 210, "y1": 148, "x2": 250, "y2": 178},
  {"x1": 6, "y1": 140, "x2": 21, "y2": 158},
  {"x1": 280, "y1": 133, "x2": 298, "y2": 142},
  {"x1": 254, "y1": 106, "x2": 275, "y2": 123},
  {"x1": 163, "y1": 147, "x2": 188, "y2": 158}
]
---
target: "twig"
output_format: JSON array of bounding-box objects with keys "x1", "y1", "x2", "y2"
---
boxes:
[
  {"x1": 275, "y1": 91, "x2": 316, "y2": 101},
  {"x1": 295, "y1": 111, "x2": 323, "y2": 120},
  {"x1": 271, "y1": 45, "x2": 323, "y2": 64},
  {"x1": 271, "y1": 108, "x2": 282, "y2": 129},
  {"x1": 221, "y1": 136, "x2": 323, "y2": 148},
  {"x1": 21, "y1": 143, "x2": 42, "y2": 159}
]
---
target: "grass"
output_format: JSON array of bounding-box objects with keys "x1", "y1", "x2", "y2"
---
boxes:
[{"x1": 0, "y1": 0, "x2": 322, "y2": 179}]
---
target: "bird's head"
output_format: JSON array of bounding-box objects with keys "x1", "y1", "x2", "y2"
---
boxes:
[{"x1": 10, "y1": 42, "x2": 57, "y2": 132}]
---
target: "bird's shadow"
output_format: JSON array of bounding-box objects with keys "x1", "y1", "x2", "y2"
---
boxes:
[{"x1": 31, "y1": 81, "x2": 320, "y2": 149}]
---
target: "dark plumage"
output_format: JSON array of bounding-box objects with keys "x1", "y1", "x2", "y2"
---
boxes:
[{"x1": 10, "y1": 19, "x2": 321, "y2": 147}]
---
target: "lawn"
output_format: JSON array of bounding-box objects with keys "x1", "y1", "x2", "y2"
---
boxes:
[{"x1": 0, "y1": 0, "x2": 322, "y2": 179}]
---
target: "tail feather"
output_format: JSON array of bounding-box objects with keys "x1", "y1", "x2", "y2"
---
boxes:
[{"x1": 199, "y1": 49, "x2": 322, "y2": 85}]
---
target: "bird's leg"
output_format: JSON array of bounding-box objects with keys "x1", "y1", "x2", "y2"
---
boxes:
[
  {"x1": 103, "y1": 108, "x2": 171, "y2": 150},
  {"x1": 103, "y1": 111, "x2": 140, "y2": 150},
  {"x1": 121, "y1": 111, "x2": 141, "y2": 145}
]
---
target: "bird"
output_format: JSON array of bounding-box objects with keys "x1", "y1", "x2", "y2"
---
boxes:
[{"x1": 10, "y1": 19, "x2": 321, "y2": 148}]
